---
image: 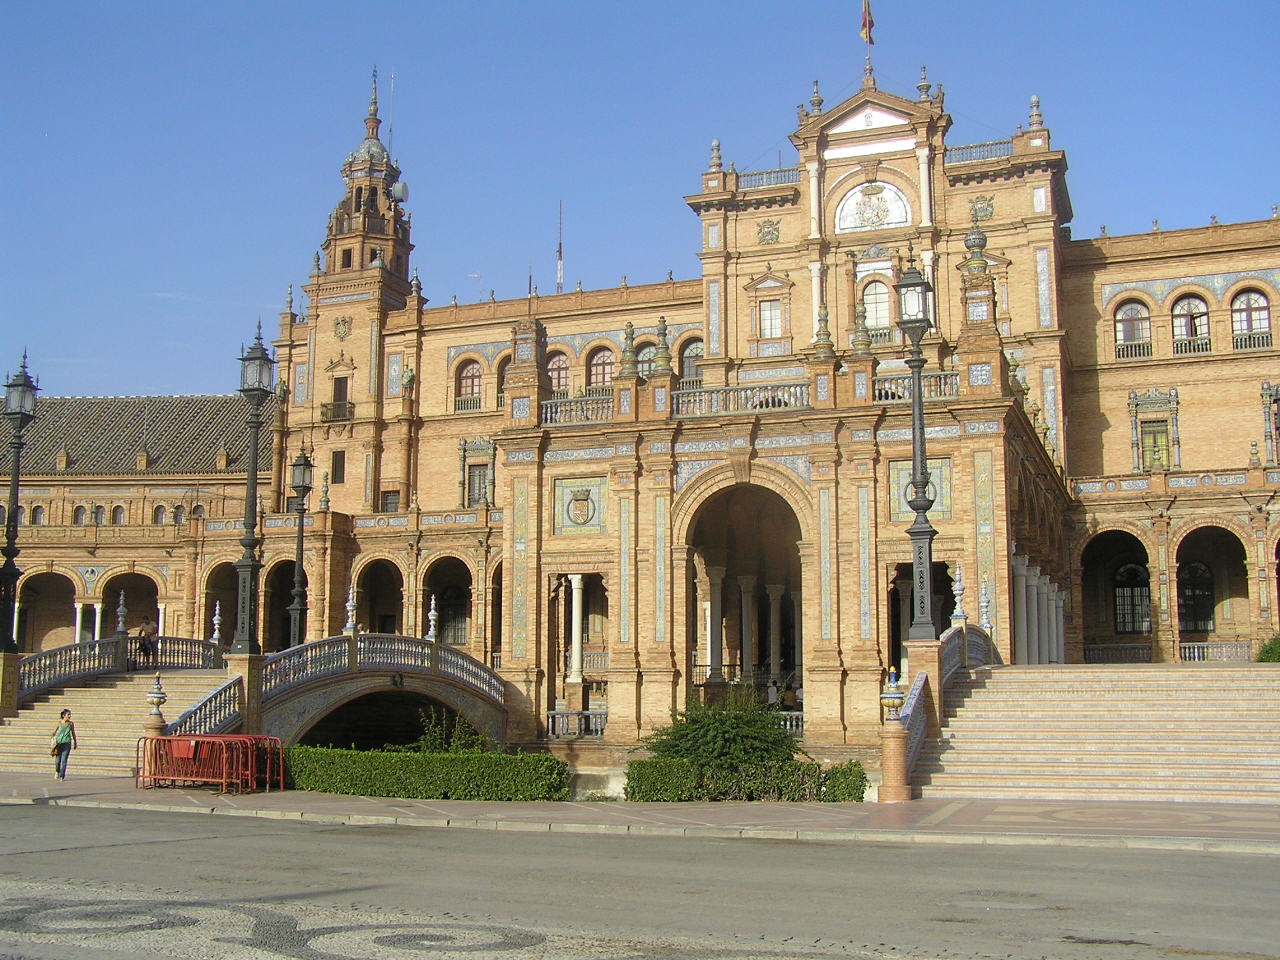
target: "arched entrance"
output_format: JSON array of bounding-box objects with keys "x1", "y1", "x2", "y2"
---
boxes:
[
  {"x1": 296, "y1": 691, "x2": 464, "y2": 750},
  {"x1": 358, "y1": 560, "x2": 404, "y2": 634},
  {"x1": 686, "y1": 484, "x2": 802, "y2": 699},
  {"x1": 17, "y1": 572, "x2": 76, "y2": 653},
  {"x1": 887, "y1": 561, "x2": 956, "y2": 675},
  {"x1": 203, "y1": 562, "x2": 238, "y2": 643},
  {"x1": 1175, "y1": 525, "x2": 1250, "y2": 658},
  {"x1": 99, "y1": 572, "x2": 159, "y2": 637},
  {"x1": 424, "y1": 556, "x2": 472, "y2": 645},
  {"x1": 265, "y1": 561, "x2": 307, "y2": 652},
  {"x1": 1080, "y1": 530, "x2": 1152, "y2": 661}
]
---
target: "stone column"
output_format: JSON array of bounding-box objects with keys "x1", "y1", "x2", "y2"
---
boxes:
[
  {"x1": 158, "y1": 603, "x2": 167, "y2": 636},
  {"x1": 806, "y1": 161, "x2": 821, "y2": 239},
  {"x1": 738, "y1": 575, "x2": 756, "y2": 681},
  {"x1": 1025, "y1": 566, "x2": 1041, "y2": 665},
  {"x1": 894, "y1": 571, "x2": 913, "y2": 677},
  {"x1": 791, "y1": 587, "x2": 802, "y2": 675},
  {"x1": 878, "y1": 720, "x2": 911, "y2": 803},
  {"x1": 93, "y1": 603, "x2": 103, "y2": 643},
  {"x1": 707, "y1": 565, "x2": 725, "y2": 681},
  {"x1": 1036, "y1": 574, "x2": 1052, "y2": 665},
  {"x1": 567, "y1": 574, "x2": 584, "y2": 684},
  {"x1": 223, "y1": 653, "x2": 263, "y2": 735},
  {"x1": 74, "y1": 602, "x2": 85, "y2": 645},
  {"x1": 1012, "y1": 556, "x2": 1028, "y2": 664},
  {"x1": 766, "y1": 584, "x2": 784, "y2": 682},
  {"x1": 916, "y1": 147, "x2": 933, "y2": 226},
  {"x1": 808, "y1": 261, "x2": 823, "y2": 334},
  {"x1": 1055, "y1": 589, "x2": 1066, "y2": 663}
]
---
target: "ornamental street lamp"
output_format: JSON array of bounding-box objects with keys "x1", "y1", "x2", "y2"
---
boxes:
[
  {"x1": 231, "y1": 327, "x2": 274, "y2": 655},
  {"x1": 0, "y1": 355, "x2": 38, "y2": 654},
  {"x1": 287, "y1": 449, "x2": 314, "y2": 648},
  {"x1": 894, "y1": 246, "x2": 939, "y2": 644}
]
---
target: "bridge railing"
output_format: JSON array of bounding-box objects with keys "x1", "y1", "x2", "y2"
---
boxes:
[
  {"x1": 261, "y1": 636, "x2": 351, "y2": 702},
  {"x1": 167, "y1": 677, "x2": 243, "y2": 735}
]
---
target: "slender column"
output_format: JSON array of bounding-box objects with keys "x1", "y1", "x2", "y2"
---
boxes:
[
  {"x1": 894, "y1": 571, "x2": 913, "y2": 678},
  {"x1": 766, "y1": 584, "x2": 784, "y2": 682},
  {"x1": 707, "y1": 565, "x2": 725, "y2": 680},
  {"x1": 1025, "y1": 566, "x2": 1041, "y2": 664},
  {"x1": 738, "y1": 576, "x2": 756, "y2": 681},
  {"x1": 806, "y1": 161, "x2": 821, "y2": 239},
  {"x1": 93, "y1": 603, "x2": 103, "y2": 643},
  {"x1": 916, "y1": 147, "x2": 933, "y2": 226},
  {"x1": 567, "y1": 574, "x2": 584, "y2": 683},
  {"x1": 1055, "y1": 589, "x2": 1066, "y2": 663},
  {"x1": 808, "y1": 262, "x2": 823, "y2": 333},
  {"x1": 791, "y1": 587, "x2": 802, "y2": 673},
  {"x1": 1036, "y1": 574, "x2": 1052, "y2": 665},
  {"x1": 74, "y1": 602, "x2": 84, "y2": 644},
  {"x1": 1012, "y1": 556, "x2": 1028, "y2": 664},
  {"x1": 157, "y1": 602, "x2": 167, "y2": 636}
]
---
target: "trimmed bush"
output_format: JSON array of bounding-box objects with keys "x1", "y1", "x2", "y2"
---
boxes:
[
  {"x1": 624, "y1": 758, "x2": 701, "y2": 801},
  {"x1": 822, "y1": 760, "x2": 869, "y2": 802},
  {"x1": 642, "y1": 690, "x2": 798, "y2": 770},
  {"x1": 625, "y1": 757, "x2": 867, "y2": 802},
  {"x1": 1257, "y1": 634, "x2": 1280, "y2": 663},
  {"x1": 286, "y1": 745, "x2": 570, "y2": 801}
]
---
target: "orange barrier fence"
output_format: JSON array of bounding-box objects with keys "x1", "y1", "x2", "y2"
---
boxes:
[{"x1": 136, "y1": 735, "x2": 285, "y2": 794}]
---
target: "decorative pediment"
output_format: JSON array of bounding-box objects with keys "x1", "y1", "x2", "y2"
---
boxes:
[
  {"x1": 743, "y1": 272, "x2": 794, "y2": 292},
  {"x1": 324, "y1": 350, "x2": 356, "y2": 373},
  {"x1": 829, "y1": 104, "x2": 912, "y2": 134}
]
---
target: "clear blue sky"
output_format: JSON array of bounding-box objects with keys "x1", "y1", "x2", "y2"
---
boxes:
[{"x1": 3, "y1": 0, "x2": 1277, "y2": 397}]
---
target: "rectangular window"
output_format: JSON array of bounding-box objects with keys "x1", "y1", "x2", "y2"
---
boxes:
[
  {"x1": 1140, "y1": 421, "x2": 1170, "y2": 471},
  {"x1": 467, "y1": 464, "x2": 489, "y2": 507},
  {"x1": 1115, "y1": 584, "x2": 1152, "y2": 633},
  {"x1": 331, "y1": 450, "x2": 346, "y2": 484},
  {"x1": 759, "y1": 299, "x2": 782, "y2": 338},
  {"x1": 380, "y1": 490, "x2": 401, "y2": 513},
  {"x1": 341, "y1": 249, "x2": 353, "y2": 269},
  {"x1": 332, "y1": 376, "x2": 349, "y2": 403}
]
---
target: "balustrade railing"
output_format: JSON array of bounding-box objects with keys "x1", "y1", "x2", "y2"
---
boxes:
[
  {"x1": 1173, "y1": 335, "x2": 1212, "y2": 356},
  {"x1": 320, "y1": 401, "x2": 355, "y2": 422},
  {"x1": 944, "y1": 139, "x2": 1013, "y2": 164},
  {"x1": 153, "y1": 636, "x2": 224, "y2": 670},
  {"x1": 582, "y1": 650, "x2": 609, "y2": 673},
  {"x1": 738, "y1": 166, "x2": 802, "y2": 188},
  {"x1": 940, "y1": 626, "x2": 964, "y2": 684},
  {"x1": 872, "y1": 371, "x2": 959, "y2": 404},
  {"x1": 867, "y1": 326, "x2": 898, "y2": 345},
  {"x1": 1179, "y1": 640, "x2": 1253, "y2": 662},
  {"x1": 776, "y1": 710, "x2": 804, "y2": 737},
  {"x1": 261, "y1": 636, "x2": 351, "y2": 701},
  {"x1": 19, "y1": 638, "x2": 128, "y2": 700},
  {"x1": 437, "y1": 642, "x2": 506, "y2": 702},
  {"x1": 691, "y1": 662, "x2": 742, "y2": 684},
  {"x1": 166, "y1": 677, "x2": 243, "y2": 735},
  {"x1": 1115, "y1": 341, "x2": 1153, "y2": 360},
  {"x1": 546, "y1": 709, "x2": 608, "y2": 738},
  {"x1": 541, "y1": 393, "x2": 613, "y2": 425},
  {"x1": 1083, "y1": 642, "x2": 1153, "y2": 663},
  {"x1": 900, "y1": 671, "x2": 930, "y2": 775},
  {"x1": 1234, "y1": 330, "x2": 1273, "y2": 351},
  {"x1": 453, "y1": 395, "x2": 482, "y2": 413},
  {"x1": 673, "y1": 382, "x2": 809, "y2": 416}
]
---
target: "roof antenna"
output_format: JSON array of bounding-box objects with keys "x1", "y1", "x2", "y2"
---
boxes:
[
  {"x1": 556, "y1": 200, "x2": 564, "y2": 294},
  {"x1": 387, "y1": 71, "x2": 397, "y2": 157}
]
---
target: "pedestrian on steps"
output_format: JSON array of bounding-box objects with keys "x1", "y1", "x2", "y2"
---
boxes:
[{"x1": 51, "y1": 709, "x2": 77, "y2": 780}]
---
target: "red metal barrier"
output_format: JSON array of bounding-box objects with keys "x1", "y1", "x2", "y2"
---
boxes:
[{"x1": 137, "y1": 735, "x2": 285, "y2": 794}]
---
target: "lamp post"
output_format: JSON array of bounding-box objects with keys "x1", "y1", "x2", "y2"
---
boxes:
[
  {"x1": 231, "y1": 327, "x2": 274, "y2": 655},
  {"x1": 894, "y1": 246, "x2": 939, "y2": 644},
  {"x1": 287, "y1": 449, "x2": 314, "y2": 648},
  {"x1": 0, "y1": 355, "x2": 38, "y2": 654}
]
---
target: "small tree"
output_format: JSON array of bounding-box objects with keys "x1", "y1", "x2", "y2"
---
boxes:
[
  {"x1": 1257, "y1": 634, "x2": 1280, "y2": 663},
  {"x1": 384, "y1": 707, "x2": 492, "y2": 753},
  {"x1": 641, "y1": 686, "x2": 798, "y2": 770}
]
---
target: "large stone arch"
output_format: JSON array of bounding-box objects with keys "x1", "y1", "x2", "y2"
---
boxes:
[
  {"x1": 261, "y1": 672, "x2": 507, "y2": 746},
  {"x1": 263, "y1": 558, "x2": 307, "y2": 652},
  {"x1": 98, "y1": 571, "x2": 159, "y2": 635},
  {"x1": 671, "y1": 460, "x2": 815, "y2": 548},
  {"x1": 1079, "y1": 528, "x2": 1153, "y2": 653},
  {"x1": 1073, "y1": 519, "x2": 1156, "y2": 567},
  {"x1": 355, "y1": 557, "x2": 405, "y2": 634},
  {"x1": 17, "y1": 571, "x2": 77, "y2": 653},
  {"x1": 422, "y1": 554, "x2": 474, "y2": 645},
  {"x1": 1172, "y1": 523, "x2": 1251, "y2": 643},
  {"x1": 202, "y1": 561, "x2": 239, "y2": 642}
]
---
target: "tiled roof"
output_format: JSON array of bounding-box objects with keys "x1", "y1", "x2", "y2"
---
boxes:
[{"x1": 3, "y1": 394, "x2": 277, "y2": 477}]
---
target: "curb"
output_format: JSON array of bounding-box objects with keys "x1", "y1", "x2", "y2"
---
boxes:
[{"x1": 9, "y1": 796, "x2": 1280, "y2": 856}]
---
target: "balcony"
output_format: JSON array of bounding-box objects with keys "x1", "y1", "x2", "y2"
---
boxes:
[
  {"x1": 1115, "y1": 341, "x2": 1153, "y2": 361},
  {"x1": 944, "y1": 139, "x2": 1014, "y2": 164},
  {"x1": 541, "y1": 393, "x2": 613, "y2": 425},
  {"x1": 738, "y1": 166, "x2": 802, "y2": 189},
  {"x1": 320, "y1": 401, "x2": 354, "y2": 422},
  {"x1": 872, "y1": 371, "x2": 960, "y2": 404},
  {"x1": 453, "y1": 395, "x2": 482, "y2": 413},
  {"x1": 1172, "y1": 335, "x2": 1212, "y2": 356},
  {"x1": 1235, "y1": 330, "x2": 1273, "y2": 351},
  {"x1": 673, "y1": 382, "x2": 810, "y2": 417}
]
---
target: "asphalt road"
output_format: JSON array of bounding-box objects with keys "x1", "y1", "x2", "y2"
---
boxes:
[{"x1": 0, "y1": 805, "x2": 1275, "y2": 960}]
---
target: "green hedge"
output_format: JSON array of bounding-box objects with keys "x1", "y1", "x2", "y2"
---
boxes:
[
  {"x1": 1257, "y1": 634, "x2": 1280, "y2": 663},
  {"x1": 285, "y1": 745, "x2": 571, "y2": 801},
  {"x1": 625, "y1": 758, "x2": 867, "y2": 802}
]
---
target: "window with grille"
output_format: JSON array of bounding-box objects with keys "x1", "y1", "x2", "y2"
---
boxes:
[
  {"x1": 1114, "y1": 563, "x2": 1152, "y2": 633},
  {"x1": 1178, "y1": 561, "x2": 1215, "y2": 633},
  {"x1": 759, "y1": 299, "x2": 782, "y2": 338},
  {"x1": 863, "y1": 281, "x2": 892, "y2": 328},
  {"x1": 457, "y1": 361, "x2": 481, "y2": 398},
  {"x1": 73, "y1": 506, "x2": 86, "y2": 526},
  {"x1": 1232, "y1": 290, "x2": 1271, "y2": 348},
  {"x1": 467, "y1": 464, "x2": 489, "y2": 507},
  {"x1": 587, "y1": 348, "x2": 614, "y2": 387},
  {"x1": 1172, "y1": 296, "x2": 1209, "y2": 344},
  {"x1": 1114, "y1": 301, "x2": 1152, "y2": 358},
  {"x1": 547, "y1": 352, "x2": 570, "y2": 395},
  {"x1": 680, "y1": 339, "x2": 703, "y2": 384},
  {"x1": 1140, "y1": 420, "x2": 1170, "y2": 471},
  {"x1": 380, "y1": 490, "x2": 401, "y2": 513}
]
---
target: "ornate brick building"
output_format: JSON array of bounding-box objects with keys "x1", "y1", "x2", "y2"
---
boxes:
[{"x1": 6, "y1": 67, "x2": 1279, "y2": 752}]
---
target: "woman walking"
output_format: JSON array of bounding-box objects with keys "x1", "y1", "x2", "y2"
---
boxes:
[{"x1": 51, "y1": 709, "x2": 77, "y2": 780}]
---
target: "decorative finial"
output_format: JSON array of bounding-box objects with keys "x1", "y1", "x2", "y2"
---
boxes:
[
  {"x1": 667, "y1": 269, "x2": 674, "y2": 282},
  {"x1": 319, "y1": 471, "x2": 330, "y2": 511},
  {"x1": 1250, "y1": 439, "x2": 1262, "y2": 467},
  {"x1": 451, "y1": 293, "x2": 457, "y2": 306},
  {"x1": 654, "y1": 316, "x2": 672, "y2": 374},
  {"x1": 411, "y1": 267, "x2": 422, "y2": 295},
  {"x1": 618, "y1": 321, "x2": 638, "y2": 377},
  {"x1": 852, "y1": 301, "x2": 871, "y2": 355},
  {"x1": 1100, "y1": 224, "x2": 1108, "y2": 237},
  {"x1": 427, "y1": 594, "x2": 439, "y2": 640},
  {"x1": 797, "y1": 103, "x2": 809, "y2": 126},
  {"x1": 1153, "y1": 218, "x2": 1160, "y2": 232},
  {"x1": 813, "y1": 305, "x2": 835, "y2": 359},
  {"x1": 313, "y1": 251, "x2": 321, "y2": 275},
  {"x1": 370, "y1": 66, "x2": 379, "y2": 117},
  {"x1": 488, "y1": 289, "x2": 495, "y2": 302},
  {"x1": 709, "y1": 139, "x2": 722, "y2": 172},
  {"x1": 575, "y1": 279, "x2": 583, "y2": 292},
  {"x1": 952, "y1": 567, "x2": 967, "y2": 620},
  {"x1": 344, "y1": 585, "x2": 357, "y2": 634},
  {"x1": 620, "y1": 274, "x2": 628, "y2": 287},
  {"x1": 980, "y1": 579, "x2": 993, "y2": 634},
  {"x1": 211, "y1": 601, "x2": 222, "y2": 643},
  {"x1": 862, "y1": 55, "x2": 876, "y2": 90},
  {"x1": 1029, "y1": 95, "x2": 1043, "y2": 128},
  {"x1": 809, "y1": 80, "x2": 824, "y2": 114},
  {"x1": 917, "y1": 66, "x2": 931, "y2": 100},
  {"x1": 1209, "y1": 214, "x2": 1219, "y2": 225},
  {"x1": 1272, "y1": 204, "x2": 1278, "y2": 219},
  {"x1": 965, "y1": 213, "x2": 989, "y2": 259},
  {"x1": 285, "y1": 284, "x2": 293, "y2": 313}
]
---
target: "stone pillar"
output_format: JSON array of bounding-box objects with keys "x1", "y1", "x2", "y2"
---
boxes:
[
  {"x1": 567, "y1": 574, "x2": 584, "y2": 684},
  {"x1": 894, "y1": 571, "x2": 913, "y2": 676},
  {"x1": 791, "y1": 587, "x2": 802, "y2": 675},
  {"x1": 1055, "y1": 589, "x2": 1066, "y2": 663},
  {"x1": 738, "y1": 575, "x2": 756, "y2": 681},
  {"x1": 93, "y1": 603, "x2": 103, "y2": 643},
  {"x1": 1012, "y1": 556, "x2": 1028, "y2": 664},
  {"x1": 766, "y1": 584, "x2": 784, "y2": 682},
  {"x1": 158, "y1": 603, "x2": 167, "y2": 636},
  {"x1": 223, "y1": 653, "x2": 263, "y2": 734},
  {"x1": 1025, "y1": 566, "x2": 1041, "y2": 665},
  {"x1": 1036, "y1": 574, "x2": 1052, "y2": 665},
  {"x1": 74, "y1": 602, "x2": 85, "y2": 644},
  {"x1": 0, "y1": 653, "x2": 19, "y2": 719},
  {"x1": 916, "y1": 147, "x2": 933, "y2": 226},
  {"x1": 707, "y1": 565, "x2": 725, "y2": 681},
  {"x1": 806, "y1": 161, "x2": 821, "y2": 239},
  {"x1": 808, "y1": 261, "x2": 823, "y2": 333},
  {"x1": 878, "y1": 720, "x2": 912, "y2": 803}
]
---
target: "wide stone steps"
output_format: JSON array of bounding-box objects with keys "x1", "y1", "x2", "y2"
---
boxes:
[
  {"x1": 0, "y1": 671, "x2": 228, "y2": 776},
  {"x1": 914, "y1": 664, "x2": 1280, "y2": 803}
]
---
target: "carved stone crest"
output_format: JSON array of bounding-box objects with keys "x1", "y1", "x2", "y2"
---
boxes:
[
  {"x1": 334, "y1": 316, "x2": 353, "y2": 341},
  {"x1": 969, "y1": 195, "x2": 995, "y2": 222},
  {"x1": 855, "y1": 184, "x2": 889, "y2": 227},
  {"x1": 567, "y1": 488, "x2": 595, "y2": 526},
  {"x1": 757, "y1": 219, "x2": 781, "y2": 245}
]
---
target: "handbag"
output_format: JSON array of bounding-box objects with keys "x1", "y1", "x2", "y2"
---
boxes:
[{"x1": 50, "y1": 745, "x2": 59, "y2": 757}]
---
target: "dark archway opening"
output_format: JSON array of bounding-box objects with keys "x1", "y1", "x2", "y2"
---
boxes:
[
  {"x1": 265, "y1": 561, "x2": 308, "y2": 652},
  {"x1": 424, "y1": 556, "x2": 473, "y2": 644},
  {"x1": 18, "y1": 572, "x2": 76, "y2": 653},
  {"x1": 297, "y1": 691, "x2": 460, "y2": 750},
  {"x1": 204, "y1": 562, "x2": 238, "y2": 644},
  {"x1": 358, "y1": 560, "x2": 404, "y2": 635}
]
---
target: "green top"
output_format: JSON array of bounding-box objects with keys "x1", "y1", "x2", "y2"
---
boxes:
[{"x1": 54, "y1": 721, "x2": 75, "y2": 745}]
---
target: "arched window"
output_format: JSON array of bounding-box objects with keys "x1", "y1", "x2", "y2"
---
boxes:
[
  {"x1": 174, "y1": 506, "x2": 186, "y2": 526},
  {"x1": 1114, "y1": 301, "x2": 1152, "y2": 358},
  {"x1": 110, "y1": 506, "x2": 125, "y2": 526},
  {"x1": 587, "y1": 348, "x2": 614, "y2": 390},
  {"x1": 862, "y1": 280, "x2": 893, "y2": 343},
  {"x1": 31, "y1": 506, "x2": 44, "y2": 526},
  {"x1": 92, "y1": 506, "x2": 106, "y2": 526},
  {"x1": 73, "y1": 506, "x2": 86, "y2": 526},
  {"x1": 636, "y1": 343, "x2": 658, "y2": 379},
  {"x1": 1171, "y1": 295, "x2": 1210, "y2": 352},
  {"x1": 191, "y1": 504, "x2": 204, "y2": 520},
  {"x1": 496, "y1": 357, "x2": 510, "y2": 409},
  {"x1": 14, "y1": 506, "x2": 24, "y2": 526},
  {"x1": 679, "y1": 339, "x2": 703, "y2": 385},
  {"x1": 1232, "y1": 290, "x2": 1271, "y2": 349},
  {"x1": 1178, "y1": 561, "x2": 1215, "y2": 633},
  {"x1": 455, "y1": 360, "x2": 482, "y2": 411},
  {"x1": 1113, "y1": 563, "x2": 1151, "y2": 634},
  {"x1": 153, "y1": 505, "x2": 167, "y2": 526},
  {"x1": 547, "y1": 352, "x2": 570, "y2": 396}
]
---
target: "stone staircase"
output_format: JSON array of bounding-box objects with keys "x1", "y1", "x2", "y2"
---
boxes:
[
  {"x1": 914, "y1": 664, "x2": 1280, "y2": 803},
  {"x1": 0, "y1": 670, "x2": 228, "y2": 777}
]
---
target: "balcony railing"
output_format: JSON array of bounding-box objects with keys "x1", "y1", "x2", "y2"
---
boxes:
[
  {"x1": 673, "y1": 382, "x2": 810, "y2": 417},
  {"x1": 541, "y1": 393, "x2": 613, "y2": 425},
  {"x1": 1179, "y1": 640, "x2": 1253, "y2": 662},
  {"x1": 872, "y1": 371, "x2": 960, "y2": 403},
  {"x1": 867, "y1": 326, "x2": 898, "y2": 345},
  {"x1": 546, "y1": 709, "x2": 608, "y2": 738},
  {"x1": 453, "y1": 395, "x2": 482, "y2": 413},
  {"x1": 1173, "y1": 335, "x2": 1212, "y2": 356},
  {"x1": 944, "y1": 139, "x2": 1014, "y2": 164},
  {"x1": 1234, "y1": 330, "x2": 1273, "y2": 351},
  {"x1": 739, "y1": 166, "x2": 802, "y2": 189},
  {"x1": 1115, "y1": 341, "x2": 1153, "y2": 360},
  {"x1": 1083, "y1": 642, "x2": 1153, "y2": 663},
  {"x1": 320, "y1": 401, "x2": 354, "y2": 422},
  {"x1": 583, "y1": 650, "x2": 609, "y2": 673}
]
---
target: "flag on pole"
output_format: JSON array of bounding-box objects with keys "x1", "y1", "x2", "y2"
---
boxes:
[{"x1": 860, "y1": 0, "x2": 875, "y2": 44}]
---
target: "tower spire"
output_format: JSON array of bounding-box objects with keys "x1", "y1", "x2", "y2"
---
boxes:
[{"x1": 365, "y1": 67, "x2": 382, "y2": 141}]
